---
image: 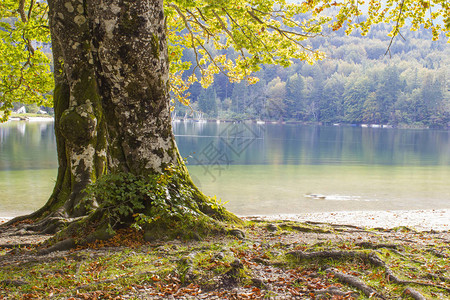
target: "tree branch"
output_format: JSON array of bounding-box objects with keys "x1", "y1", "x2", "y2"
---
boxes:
[
  {"x1": 167, "y1": 4, "x2": 241, "y2": 82},
  {"x1": 27, "y1": 0, "x2": 34, "y2": 20},
  {"x1": 211, "y1": 10, "x2": 246, "y2": 59},
  {"x1": 247, "y1": 9, "x2": 314, "y2": 53},
  {"x1": 18, "y1": 0, "x2": 35, "y2": 55},
  {"x1": 223, "y1": 9, "x2": 276, "y2": 63},
  {"x1": 185, "y1": 9, "x2": 213, "y2": 39},
  {"x1": 385, "y1": 0, "x2": 406, "y2": 57},
  {"x1": 250, "y1": 7, "x2": 321, "y2": 37},
  {"x1": 167, "y1": 3, "x2": 204, "y2": 74},
  {"x1": 18, "y1": 0, "x2": 28, "y2": 22},
  {"x1": 326, "y1": 268, "x2": 383, "y2": 299}
]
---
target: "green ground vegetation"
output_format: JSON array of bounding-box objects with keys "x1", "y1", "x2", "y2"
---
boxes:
[{"x1": 1, "y1": 220, "x2": 448, "y2": 299}]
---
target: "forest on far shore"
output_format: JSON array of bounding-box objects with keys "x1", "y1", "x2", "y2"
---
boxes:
[{"x1": 176, "y1": 24, "x2": 449, "y2": 129}]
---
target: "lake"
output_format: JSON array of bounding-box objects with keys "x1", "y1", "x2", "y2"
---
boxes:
[{"x1": 1, "y1": 120, "x2": 449, "y2": 217}]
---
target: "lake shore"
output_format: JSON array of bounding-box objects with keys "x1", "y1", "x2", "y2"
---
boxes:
[
  {"x1": 244, "y1": 209, "x2": 450, "y2": 232},
  {"x1": 8, "y1": 116, "x2": 54, "y2": 122},
  {"x1": 2, "y1": 209, "x2": 448, "y2": 231}
]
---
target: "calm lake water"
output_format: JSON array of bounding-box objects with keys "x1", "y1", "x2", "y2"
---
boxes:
[{"x1": 1, "y1": 120, "x2": 449, "y2": 217}]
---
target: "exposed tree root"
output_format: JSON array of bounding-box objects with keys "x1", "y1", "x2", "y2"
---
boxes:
[
  {"x1": 314, "y1": 286, "x2": 359, "y2": 298},
  {"x1": 37, "y1": 238, "x2": 76, "y2": 256},
  {"x1": 287, "y1": 250, "x2": 366, "y2": 261},
  {"x1": 24, "y1": 216, "x2": 84, "y2": 234},
  {"x1": 0, "y1": 215, "x2": 84, "y2": 256},
  {"x1": 367, "y1": 253, "x2": 450, "y2": 292},
  {"x1": 326, "y1": 268, "x2": 383, "y2": 298},
  {"x1": 426, "y1": 248, "x2": 448, "y2": 258},
  {"x1": 304, "y1": 221, "x2": 371, "y2": 233},
  {"x1": 0, "y1": 279, "x2": 29, "y2": 287},
  {"x1": 304, "y1": 221, "x2": 361, "y2": 230},
  {"x1": 0, "y1": 216, "x2": 33, "y2": 234},
  {"x1": 0, "y1": 213, "x2": 84, "y2": 239},
  {"x1": 402, "y1": 287, "x2": 427, "y2": 300},
  {"x1": 252, "y1": 257, "x2": 272, "y2": 265},
  {"x1": 425, "y1": 273, "x2": 450, "y2": 283},
  {"x1": 288, "y1": 249, "x2": 450, "y2": 294},
  {"x1": 279, "y1": 223, "x2": 331, "y2": 233},
  {"x1": 355, "y1": 242, "x2": 402, "y2": 250}
]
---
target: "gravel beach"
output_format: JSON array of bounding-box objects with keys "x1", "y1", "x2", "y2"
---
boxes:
[
  {"x1": 245, "y1": 209, "x2": 449, "y2": 231},
  {"x1": 2, "y1": 209, "x2": 448, "y2": 231}
]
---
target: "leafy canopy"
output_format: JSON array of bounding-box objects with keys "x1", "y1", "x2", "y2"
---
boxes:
[
  {"x1": 0, "y1": 0, "x2": 53, "y2": 121},
  {"x1": 0, "y1": 0, "x2": 448, "y2": 120}
]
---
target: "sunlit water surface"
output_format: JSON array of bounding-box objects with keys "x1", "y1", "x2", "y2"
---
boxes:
[{"x1": 1, "y1": 120, "x2": 449, "y2": 216}]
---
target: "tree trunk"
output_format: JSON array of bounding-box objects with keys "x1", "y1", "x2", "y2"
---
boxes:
[
  {"x1": 9, "y1": 0, "x2": 238, "y2": 238},
  {"x1": 33, "y1": 0, "x2": 177, "y2": 219}
]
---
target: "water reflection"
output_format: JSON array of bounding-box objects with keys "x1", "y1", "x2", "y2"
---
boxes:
[
  {"x1": 173, "y1": 122, "x2": 450, "y2": 166},
  {"x1": 1, "y1": 120, "x2": 449, "y2": 216},
  {"x1": 0, "y1": 120, "x2": 57, "y2": 171}
]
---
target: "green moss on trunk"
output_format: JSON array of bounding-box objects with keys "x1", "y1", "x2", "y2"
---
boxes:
[{"x1": 21, "y1": 83, "x2": 72, "y2": 220}]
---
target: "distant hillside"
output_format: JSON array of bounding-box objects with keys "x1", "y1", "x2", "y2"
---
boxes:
[{"x1": 177, "y1": 24, "x2": 449, "y2": 128}]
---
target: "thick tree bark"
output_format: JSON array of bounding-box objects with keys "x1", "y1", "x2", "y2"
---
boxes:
[
  {"x1": 1, "y1": 0, "x2": 240, "y2": 240},
  {"x1": 39, "y1": 0, "x2": 183, "y2": 218}
]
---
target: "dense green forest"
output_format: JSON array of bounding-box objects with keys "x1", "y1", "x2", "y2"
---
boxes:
[{"x1": 176, "y1": 24, "x2": 449, "y2": 128}]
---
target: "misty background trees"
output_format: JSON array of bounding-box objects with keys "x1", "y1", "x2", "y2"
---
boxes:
[{"x1": 177, "y1": 24, "x2": 449, "y2": 128}]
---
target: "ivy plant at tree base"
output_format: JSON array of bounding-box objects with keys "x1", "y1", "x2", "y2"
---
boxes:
[{"x1": 40, "y1": 166, "x2": 241, "y2": 251}]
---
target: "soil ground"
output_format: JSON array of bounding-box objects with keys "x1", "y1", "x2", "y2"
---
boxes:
[{"x1": 0, "y1": 218, "x2": 449, "y2": 299}]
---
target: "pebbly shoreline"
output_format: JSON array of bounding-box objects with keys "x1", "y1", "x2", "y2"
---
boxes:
[
  {"x1": 2, "y1": 209, "x2": 449, "y2": 231},
  {"x1": 244, "y1": 209, "x2": 449, "y2": 232}
]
